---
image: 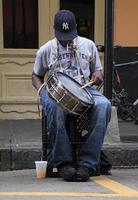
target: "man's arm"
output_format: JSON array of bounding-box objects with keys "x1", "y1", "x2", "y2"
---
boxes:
[
  {"x1": 90, "y1": 42, "x2": 103, "y2": 85},
  {"x1": 32, "y1": 74, "x2": 44, "y2": 91},
  {"x1": 90, "y1": 69, "x2": 103, "y2": 86}
]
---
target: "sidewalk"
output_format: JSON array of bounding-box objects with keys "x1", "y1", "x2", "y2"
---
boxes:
[
  {"x1": 0, "y1": 119, "x2": 138, "y2": 171},
  {"x1": 0, "y1": 169, "x2": 138, "y2": 200}
]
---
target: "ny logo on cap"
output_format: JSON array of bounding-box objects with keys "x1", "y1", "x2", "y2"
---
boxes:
[{"x1": 62, "y1": 22, "x2": 69, "y2": 30}]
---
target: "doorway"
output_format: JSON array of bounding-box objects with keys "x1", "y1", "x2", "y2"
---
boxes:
[{"x1": 60, "y1": 0, "x2": 95, "y2": 40}]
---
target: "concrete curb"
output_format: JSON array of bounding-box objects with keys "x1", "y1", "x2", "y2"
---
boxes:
[{"x1": 0, "y1": 143, "x2": 138, "y2": 171}]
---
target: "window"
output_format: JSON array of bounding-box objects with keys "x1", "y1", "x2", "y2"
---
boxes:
[{"x1": 3, "y1": 0, "x2": 38, "y2": 49}]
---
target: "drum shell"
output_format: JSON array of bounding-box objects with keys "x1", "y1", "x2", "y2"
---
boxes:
[{"x1": 46, "y1": 72, "x2": 93, "y2": 115}]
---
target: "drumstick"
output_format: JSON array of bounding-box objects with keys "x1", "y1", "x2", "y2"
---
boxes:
[{"x1": 80, "y1": 80, "x2": 94, "y2": 89}]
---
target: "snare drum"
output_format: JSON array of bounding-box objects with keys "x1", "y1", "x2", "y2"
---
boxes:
[{"x1": 46, "y1": 72, "x2": 94, "y2": 115}]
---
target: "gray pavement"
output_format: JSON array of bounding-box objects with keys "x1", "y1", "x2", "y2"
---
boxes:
[
  {"x1": 0, "y1": 118, "x2": 138, "y2": 148},
  {"x1": 119, "y1": 119, "x2": 138, "y2": 142},
  {"x1": 0, "y1": 119, "x2": 138, "y2": 171},
  {"x1": 0, "y1": 119, "x2": 42, "y2": 149},
  {"x1": 0, "y1": 169, "x2": 138, "y2": 200}
]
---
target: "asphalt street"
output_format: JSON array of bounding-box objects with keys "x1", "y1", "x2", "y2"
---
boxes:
[{"x1": 0, "y1": 168, "x2": 138, "y2": 200}]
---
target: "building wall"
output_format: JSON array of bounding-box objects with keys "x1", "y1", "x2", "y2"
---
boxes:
[
  {"x1": 94, "y1": 0, "x2": 105, "y2": 66},
  {"x1": 114, "y1": 0, "x2": 138, "y2": 46},
  {"x1": 0, "y1": 0, "x2": 59, "y2": 119}
]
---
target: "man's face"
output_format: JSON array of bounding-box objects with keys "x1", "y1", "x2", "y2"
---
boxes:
[{"x1": 58, "y1": 40, "x2": 73, "y2": 47}]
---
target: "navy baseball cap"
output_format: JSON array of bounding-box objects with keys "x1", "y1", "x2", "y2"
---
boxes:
[{"x1": 54, "y1": 10, "x2": 77, "y2": 41}]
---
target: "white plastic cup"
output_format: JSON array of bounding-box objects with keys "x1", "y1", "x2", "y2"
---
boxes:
[{"x1": 35, "y1": 161, "x2": 47, "y2": 178}]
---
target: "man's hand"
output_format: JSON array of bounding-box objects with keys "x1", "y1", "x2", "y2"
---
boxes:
[{"x1": 91, "y1": 70, "x2": 103, "y2": 86}]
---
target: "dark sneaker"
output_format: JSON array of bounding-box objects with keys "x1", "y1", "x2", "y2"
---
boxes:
[
  {"x1": 76, "y1": 165, "x2": 90, "y2": 182},
  {"x1": 89, "y1": 167, "x2": 100, "y2": 176},
  {"x1": 58, "y1": 164, "x2": 76, "y2": 181}
]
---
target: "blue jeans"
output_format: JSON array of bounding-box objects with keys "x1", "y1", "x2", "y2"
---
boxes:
[{"x1": 40, "y1": 86, "x2": 111, "y2": 170}]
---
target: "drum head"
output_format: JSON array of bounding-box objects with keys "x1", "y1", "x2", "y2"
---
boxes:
[{"x1": 56, "y1": 72, "x2": 93, "y2": 105}]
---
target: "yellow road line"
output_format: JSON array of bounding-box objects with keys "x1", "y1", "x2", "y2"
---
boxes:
[
  {"x1": 92, "y1": 176, "x2": 138, "y2": 197},
  {"x1": 0, "y1": 191, "x2": 137, "y2": 198},
  {"x1": 0, "y1": 176, "x2": 138, "y2": 197},
  {"x1": 0, "y1": 192, "x2": 128, "y2": 197}
]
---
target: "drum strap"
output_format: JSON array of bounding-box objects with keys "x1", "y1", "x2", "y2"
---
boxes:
[
  {"x1": 74, "y1": 50, "x2": 87, "y2": 83},
  {"x1": 51, "y1": 38, "x2": 57, "y2": 49}
]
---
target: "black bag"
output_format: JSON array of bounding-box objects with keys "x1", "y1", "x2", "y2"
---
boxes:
[{"x1": 94, "y1": 151, "x2": 112, "y2": 176}]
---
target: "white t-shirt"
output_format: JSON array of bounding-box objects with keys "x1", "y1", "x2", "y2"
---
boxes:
[{"x1": 33, "y1": 36, "x2": 102, "y2": 84}]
